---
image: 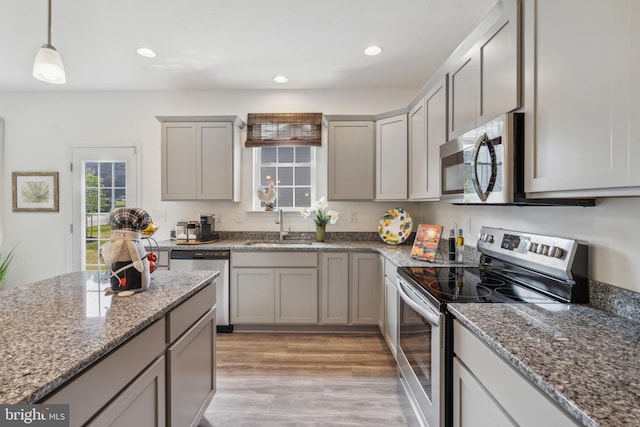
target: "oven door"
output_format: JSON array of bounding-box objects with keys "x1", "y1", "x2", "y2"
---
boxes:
[{"x1": 397, "y1": 277, "x2": 445, "y2": 427}]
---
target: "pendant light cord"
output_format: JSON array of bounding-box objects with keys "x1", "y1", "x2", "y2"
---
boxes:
[{"x1": 46, "y1": 0, "x2": 52, "y2": 46}]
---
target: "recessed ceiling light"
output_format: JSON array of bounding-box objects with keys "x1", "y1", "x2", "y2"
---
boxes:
[
  {"x1": 273, "y1": 75, "x2": 288, "y2": 83},
  {"x1": 364, "y1": 45, "x2": 383, "y2": 56},
  {"x1": 136, "y1": 47, "x2": 157, "y2": 58}
]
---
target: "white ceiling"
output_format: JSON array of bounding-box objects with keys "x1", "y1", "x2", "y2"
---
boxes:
[{"x1": 0, "y1": 0, "x2": 496, "y2": 92}]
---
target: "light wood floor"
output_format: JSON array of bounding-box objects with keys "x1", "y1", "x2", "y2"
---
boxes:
[{"x1": 198, "y1": 332, "x2": 412, "y2": 427}]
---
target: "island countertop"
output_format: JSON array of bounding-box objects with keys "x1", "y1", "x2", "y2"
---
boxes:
[
  {"x1": 449, "y1": 303, "x2": 640, "y2": 427},
  {"x1": 0, "y1": 270, "x2": 218, "y2": 404}
]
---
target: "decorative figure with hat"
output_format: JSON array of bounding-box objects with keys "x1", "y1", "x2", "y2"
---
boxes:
[{"x1": 101, "y1": 207, "x2": 157, "y2": 294}]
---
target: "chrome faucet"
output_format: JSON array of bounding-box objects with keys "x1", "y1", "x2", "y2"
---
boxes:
[{"x1": 276, "y1": 209, "x2": 290, "y2": 241}]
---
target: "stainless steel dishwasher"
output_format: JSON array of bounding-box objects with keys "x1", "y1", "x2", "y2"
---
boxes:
[{"x1": 169, "y1": 249, "x2": 232, "y2": 332}]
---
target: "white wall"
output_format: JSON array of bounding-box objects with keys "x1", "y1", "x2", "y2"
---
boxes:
[
  {"x1": 0, "y1": 89, "x2": 418, "y2": 287},
  {"x1": 421, "y1": 198, "x2": 640, "y2": 293}
]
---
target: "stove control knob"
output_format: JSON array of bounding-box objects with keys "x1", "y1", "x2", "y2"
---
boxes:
[
  {"x1": 549, "y1": 246, "x2": 564, "y2": 258},
  {"x1": 540, "y1": 245, "x2": 550, "y2": 256},
  {"x1": 485, "y1": 234, "x2": 494, "y2": 243},
  {"x1": 528, "y1": 242, "x2": 538, "y2": 253}
]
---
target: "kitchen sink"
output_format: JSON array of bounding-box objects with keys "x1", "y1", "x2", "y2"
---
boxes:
[{"x1": 243, "y1": 240, "x2": 314, "y2": 246}]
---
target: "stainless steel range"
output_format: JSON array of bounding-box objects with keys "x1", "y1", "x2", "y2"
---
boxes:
[{"x1": 396, "y1": 226, "x2": 589, "y2": 427}]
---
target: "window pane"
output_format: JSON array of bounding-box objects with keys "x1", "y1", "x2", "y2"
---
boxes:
[
  {"x1": 114, "y1": 162, "x2": 126, "y2": 187},
  {"x1": 100, "y1": 164, "x2": 113, "y2": 187},
  {"x1": 295, "y1": 147, "x2": 311, "y2": 163},
  {"x1": 295, "y1": 188, "x2": 311, "y2": 207},
  {"x1": 262, "y1": 147, "x2": 277, "y2": 163},
  {"x1": 278, "y1": 167, "x2": 293, "y2": 185},
  {"x1": 101, "y1": 189, "x2": 113, "y2": 213},
  {"x1": 278, "y1": 187, "x2": 293, "y2": 207},
  {"x1": 295, "y1": 167, "x2": 311, "y2": 185},
  {"x1": 278, "y1": 147, "x2": 294, "y2": 163},
  {"x1": 114, "y1": 189, "x2": 126, "y2": 208},
  {"x1": 85, "y1": 162, "x2": 98, "y2": 185},
  {"x1": 260, "y1": 167, "x2": 277, "y2": 185}
]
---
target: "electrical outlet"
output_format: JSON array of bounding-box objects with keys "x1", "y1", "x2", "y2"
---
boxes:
[
  {"x1": 236, "y1": 211, "x2": 244, "y2": 223},
  {"x1": 465, "y1": 217, "x2": 471, "y2": 234},
  {"x1": 349, "y1": 211, "x2": 357, "y2": 223}
]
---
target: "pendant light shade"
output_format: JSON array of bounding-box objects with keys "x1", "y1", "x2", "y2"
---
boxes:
[{"x1": 33, "y1": 0, "x2": 66, "y2": 84}]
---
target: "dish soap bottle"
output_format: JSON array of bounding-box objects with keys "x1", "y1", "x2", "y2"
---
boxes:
[
  {"x1": 456, "y1": 229, "x2": 464, "y2": 263},
  {"x1": 448, "y1": 229, "x2": 456, "y2": 261}
]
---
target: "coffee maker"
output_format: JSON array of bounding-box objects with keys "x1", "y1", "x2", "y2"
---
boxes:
[{"x1": 199, "y1": 213, "x2": 215, "y2": 241}]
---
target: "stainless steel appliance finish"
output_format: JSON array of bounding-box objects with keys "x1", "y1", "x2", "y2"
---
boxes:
[
  {"x1": 439, "y1": 113, "x2": 594, "y2": 206},
  {"x1": 170, "y1": 249, "x2": 231, "y2": 332},
  {"x1": 397, "y1": 226, "x2": 589, "y2": 427},
  {"x1": 397, "y1": 275, "x2": 444, "y2": 427}
]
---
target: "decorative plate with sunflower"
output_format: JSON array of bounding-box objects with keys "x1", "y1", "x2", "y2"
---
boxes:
[{"x1": 378, "y1": 208, "x2": 413, "y2": 244}]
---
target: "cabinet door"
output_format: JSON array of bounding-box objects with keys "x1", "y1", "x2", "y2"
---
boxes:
[
  {"x1": 384, "y1": 276, "x2": 398, "y2": 358},
  {"x1": 476, "y1": 0, "x2": 520, "y2": 124},
  {"x1": 328, "y1": 121, "x2": 375, "y2": 200},
  {"x1": 409, "y1": 98, "x2": 427, "y2": 200},
  {"x1": 231, "y1": 268, "x2": 275, "y2": 323},
  {"x1": 320, "y1": 252, "x2": 349, "y2": 324},
  {"x1": 524, "y1": 0, "x2": 640, "y2": 196},
  {"x1": 197, "y1": 122, "x2": 233, "y2": 199},
  {"x1": 376, "y1": 114, "x2": 408, "y2": 200},
  {"x1": 448, "y1": 52, "x2": 477, "y2": 138},
  {"x1": 452, "y1": 357, "x2": 513, "y2": 427},
  {"x1": 89, "y1": 356, "x2": 166, "y2": 427},
  {"x1": 161, "y1": 122, "x2": 197, "y2": 200},
  {"x1": 167, "y1": 308, "x2": 216, "y2": 427},
  {"x1": 350, "y1": 253, "x2": 380, "y2": 325},
  {"x1": 426, "y1": 77, "x2": 448, "y2": 197},
  {"x1": 275, "y1": 268, "x2": 318, "y2": 324}
]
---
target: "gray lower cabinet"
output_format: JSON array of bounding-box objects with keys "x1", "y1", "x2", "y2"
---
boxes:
[
  {"x1": 350, "y1": 253, "x2": 380, "y2": 325},
  {"x1": 383, "y1": 258, "x2": 398, "y2": 359},
  {"x1": 43, "y1": 282, "x2": 217, "y2": 427},
  {"x1": 167, "y1": 308, "x2": 216, "y2": 427},
  {"x1": 89, "y1": 356, "x2": 166, "y2": 427},
  {"x1": 319, "y1": 252, "x2": 349, "y2": 324},
  {"x1": 453, "y1": 320, "x2": 578, "y2": 427},
  {"x1": 231, "y1": 252, "x2": 319, "y2": 325}
]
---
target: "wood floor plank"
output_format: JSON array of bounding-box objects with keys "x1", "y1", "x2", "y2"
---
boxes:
[{"x1": 200, "y1": 332, "x2": 411, "y2": 427}]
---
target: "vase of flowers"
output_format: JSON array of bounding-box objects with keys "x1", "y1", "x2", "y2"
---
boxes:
[{"x1": 300, "y1": 197, "x2": 341, "y2": 242}]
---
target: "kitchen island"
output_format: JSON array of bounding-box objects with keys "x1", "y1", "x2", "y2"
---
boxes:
[
  {"x1": 449, "y1": 303, "x2": 640, "y2": 427},
  {"x1": 0, "y1": 270, "x2": 218, "y2": 426}
]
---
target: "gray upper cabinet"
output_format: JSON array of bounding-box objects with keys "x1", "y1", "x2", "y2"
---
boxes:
[
  {"x1": 409, "y1": 76, "x2": 447, "y2": 201},
  {"x1": 376, "y1": 114, "x2": 408, "y2": 201},
  {"x1": 523, "y1": 0, "x2": 640, "y2": 197},
  {"x1": 327, "y1": 120, "x2": 375, "y2": 200},
  {"x1": 448, "y1": 0, "x2": 520, "y2": 138},
  {"x1": 158, "y1": 116, "x2": 244, "y2": 201}
]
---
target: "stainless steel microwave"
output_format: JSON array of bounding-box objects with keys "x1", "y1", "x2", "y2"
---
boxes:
[{"x1": 439, "y1": 113, "x2": 594, "y2": 206}]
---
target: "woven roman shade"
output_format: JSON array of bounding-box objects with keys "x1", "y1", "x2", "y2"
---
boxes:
[{"x1": 245, "y1": 112, "x2": 322, "y2": 147}]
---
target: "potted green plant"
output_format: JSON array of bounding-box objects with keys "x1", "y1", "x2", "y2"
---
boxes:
[{"x1": 0, "y1": 244, "x2": 16, "y2": 290}]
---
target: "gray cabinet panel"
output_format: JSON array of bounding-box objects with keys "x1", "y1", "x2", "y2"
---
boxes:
[
  {"x1": 89, "y1": 356, "x2": 166, "y2": 427},
  {"x1": 328, "y1": 121, "x2": 375, "y2": 200},
  {"x1": 168, "y1": 308, "x2": 216, "y2": 427}
]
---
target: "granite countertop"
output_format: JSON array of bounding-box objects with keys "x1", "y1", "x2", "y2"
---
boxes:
[
  {"x1": 449, "y1": 303, "x2": 640, "y2": 427},
  {"x1": 151, "y1": 238, "x2": 468, "y2": 269},
  {"x1": 0, "y1": 270, "x2": 218, "y2": 404}
]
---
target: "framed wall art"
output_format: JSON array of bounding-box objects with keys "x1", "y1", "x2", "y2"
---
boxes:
[{"x1": 12, "y1": 172, "x2": 59, "y2": 212}]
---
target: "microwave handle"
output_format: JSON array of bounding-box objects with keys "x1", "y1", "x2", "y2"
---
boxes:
[
  {"x1": 397, "y1": 278, "x2": 441, "y2": 327},
  {"x1": 471, "y1": 133, "x2": 498, "y2": 202}
]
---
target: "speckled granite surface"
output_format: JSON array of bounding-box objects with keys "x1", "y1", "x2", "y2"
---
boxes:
[
  {"x1": 151, "y1": 237, "x2": 468, "y2": 269},
  {"x1": 449, "y1": 303, "x2": 640, "y2": 427},
  {"x1": 0, "y1": 270, "x2": 217, "y2": 404}
]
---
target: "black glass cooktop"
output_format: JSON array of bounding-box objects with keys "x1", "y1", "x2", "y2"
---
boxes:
[{"x1": 397, "y1": 265, "x2": 560, "y2": 309}]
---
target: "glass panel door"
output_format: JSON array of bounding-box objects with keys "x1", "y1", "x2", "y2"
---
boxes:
[{"x1": 72, "y1": 147, "x2": 138, "y2": 271}]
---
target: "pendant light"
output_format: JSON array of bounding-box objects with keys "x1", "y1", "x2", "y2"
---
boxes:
[{"x1": 33, "y1": 0, "x2": 66, "y2": 84}]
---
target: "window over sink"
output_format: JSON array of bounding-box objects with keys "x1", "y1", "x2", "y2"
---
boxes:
[{"x1": 253, "y1": 145, "x2": 315, "y2": 211}]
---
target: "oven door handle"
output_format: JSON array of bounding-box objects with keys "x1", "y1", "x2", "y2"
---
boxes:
[{"x1": 397, "y1": 279, "x2": 441, "y2": 327}]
